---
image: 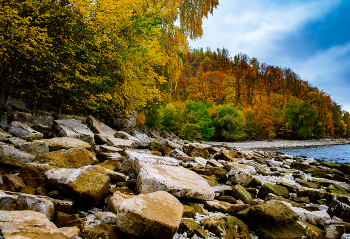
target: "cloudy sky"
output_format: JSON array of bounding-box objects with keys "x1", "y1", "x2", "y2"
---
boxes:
[{"x1": 189, "y1": 0, "x2": 350, "y2": 112}]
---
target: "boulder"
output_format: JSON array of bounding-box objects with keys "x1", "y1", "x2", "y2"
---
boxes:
[
  {"x1": 231, "y1": 184, "x2": 253, "y2": 204},
  {"x1": 292, "y1": 206, "x2": 331, "y2": 227},
  {"x1": 54, "y1": 211, "x2": 84, "y2": 230},
  {"x1": 169, "y1": 148, "x2": 188, "y2": 158},
  {"x1": 106, "y1": 137, "x2": 135, "y2": 148},
  {"x1": 116, "y1": 191, "x2": 183, "y2": 239},
  {"x1": 225, "y1": 162, "x2": 257, "y2": 175},
  {"x1": 190, "y1": 166, "x2": 228, "y2": 182},
  {"x1": 39, "y1": 137, "x2": 92, "y2": 151},
  {"x1": 0, "y1": 210, "x2": 79, "y2": 238},
  {"x1": 0, "y1": 173, "x2": 25, "y2": 191},
  {"x1": 111, "y1": 111, "x2": 137, "y2": 129},
  {"x1": 0, "y1": 144, "x2": 35, "y2": 162},
  {"x1": 178, "y1": 219, "x2": 207, "y2": 238},
  {"x1": 107, "y1": 191, "x2": 136, "y2": 214},
  {"x1": 15, "y1": 141, "x2": 49, "y2": 156},
  {"x1": 0, "y1": 132, "x2": 11, "y2": 142},
  {"x1": 33, "y1": 148, "x2": 98, "y2": 168},
  {"x1": 114, "y1": 131, "x2": 139, "y2": 141},
  {"x1": 31, "y1": 124, "x2": 52, "y2": 138},
  {"x1": 45, "y1": 165, "x2": 111, "y2": 208},
  {"x1": 187, "y1": 144, "x2": 210, "y2": 159},
  {"x1": 230, "y1": 170, "x2": 256, "y2": 187},
  {"x1": 0, "y1": 191, "x2": 17, "y2": 210},
  {"x1": 213, "y1": 149, "x2": 240, "y2": 161},
  {"x1": 204, "y1": 200, "x2": 235, "y2": 213},
  {"x1": 20, "y1": 163, "x2": 55, "y2": 188},
  {"x1": 324, "y1": 220, "x2": 347, "y2": 239},
  {"x1": 258, "y1": 183, "x2": 290, "y2": 199},
  {"x1": 86, "y1": 115, "x2": 117, "y2": 136},
  {"x1": 137, "y1": 164, "x2": 215, "y2": 200},
  {"x1": 200, "y1": 216, "x2": 250, "y2": 239},
  {"x1": 16, "y1": 194, "x2": 55, "y2": 220},
  {"x1": 6, "y1": 121, "x2": 43, "y2": 141},
  {"x1": 122, "y1": 150, "x2": 180, "y2": 177},
  {"x1": 52, "y1": 119, "x2": 94, "y2": 144},
  {"x1": 328, "y1": 199, "x2": 350, "y2": 223}
]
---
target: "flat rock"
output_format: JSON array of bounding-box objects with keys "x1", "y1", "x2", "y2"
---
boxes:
[
  {"x1": 106, "y1": 136, "x2": 135, "y2": 148},
  {"x1": 6, "y1": 121, "x2": 43, "y2": 141},
  {"x1": 291, "y1": 206, "x2": 331, "y2": 227},
  {"x1": 0, "y1": 191, "x2": 17, "y2": 210},
  {"x1": 258, "y1": 183, "x2": 290, "y2": 199},
  {"x1": 52, "y1": 119, "x2": 94, "y2": 144},
  {"x1": 0, "y1": 132, "x2": 12, "y2": 142},
  {"x1": 0, "y1": 144, "x2": 35, "y2": 162},
  {"x1": 86, "y1": 115, "x2": 117, "y2": 136},
  {"x1": 33, "y1": 148, "x2": 98, "y2": 168},
  {"x1": 200, "y1": 216, "x2": 250, "y2": 238},
  {"x1": 38, "y1": 137, "x2": 92, "y2": 151},
  {"x1": 45, "y1": 165, "x2": 111, "y2": 208},
  {"x1": 123, "y1": 150, "x2": 180, "y2": 177},
  {"x1": 225, "y1": 162, "x2": 257, "y2": 175},
  {"x1": 136, "y1": 164, "x2": 215, "y2": 200},
  {"x1": 16, "y1": 141, "x2": 49, "y2": 156},
  {"x1": 116, "y1": 191, "x2": 183, "y2": 239},
  {"x1": 0, "y1": 210, "x2": 79, "y2": 238}
]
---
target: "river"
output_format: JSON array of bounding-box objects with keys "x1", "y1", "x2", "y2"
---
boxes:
[{"x1": 262, "y1": 144, "x2": 350, "y2": 164}]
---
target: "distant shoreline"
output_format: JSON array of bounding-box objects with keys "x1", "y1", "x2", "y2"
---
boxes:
[{"x1": 209, "y1": 137, "x2": 350, "y2": 150}]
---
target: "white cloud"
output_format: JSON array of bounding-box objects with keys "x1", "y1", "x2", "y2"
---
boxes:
[{"x1": 190, "y1": 0, "x2": 341, "y2": 60}]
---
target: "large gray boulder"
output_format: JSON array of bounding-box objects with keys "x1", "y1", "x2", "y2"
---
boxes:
[
  {"x1": 137, "y1": 164, "x2": 215, "y2": 200},
  {"x1": 6, "y1": 121, "x2": 43, "y2": 141},
  {"x1": 16, "y1": 194, "x2": 55, "y2": 220},
  {"x1": 116, "y1": 191, "x2": 183, "y2": 239},
  {"x1": 123, "y1": 150, "x2": 180, "y2": 177},
  {"x1": 52, "y1": 119, "x2": 94, "y2": 144}
]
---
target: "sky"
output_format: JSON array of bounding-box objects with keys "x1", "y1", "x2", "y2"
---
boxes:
[{"x1": 189, "y1": 0, "x2": 350, "y2": 112}]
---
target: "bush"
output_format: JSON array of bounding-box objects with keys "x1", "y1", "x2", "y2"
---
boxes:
[{"x1": 211, "y1": 104, "x2": 246, "y2": 140}]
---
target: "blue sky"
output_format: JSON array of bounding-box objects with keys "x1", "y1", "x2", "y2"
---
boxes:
[{"x1": 189, "y1": 0, "x2": 350, "y2": 112}]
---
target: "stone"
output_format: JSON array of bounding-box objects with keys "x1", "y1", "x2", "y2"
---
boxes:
[
  {"x1": 0, "y1": 191, "x2": 17, "y2": 210},
  {"x1": 324, "y1": 220, "x2": 346, "y2": 239},
  {"x1": 169, "y1": 148, "x2": 188, "y2": 158},
  {"x1": 298, "y1": 188, "x2": 327, "y2": 201},
  {"x1": 95, "y1": 211, "x2": 117, "y2": 224},
  {"x1": 106, "y1": 136, "x2": 135, "y2": 148},
  {"x1": 256, "y1": 221, "x2": 308, "y2": 239},
  {"x1": 225, "y1": 162, "x2": 257, "y2": 175},
  {"x1": 0, "y1": 210, "x2": 79, "y2": 238},
  {"x1": 291, "y1": 206, "x2": 331, "y2": 227},
  {"x1": 33, "y1": 148, "x2": 98, "y2": 168},
  {"x1": 86, "y1": 115, "x2": 117, "y2": 136},
  {"x1": 16, "y1": 141, "x2": 49, "y2": 156},
  {"x1": 16, "y1": 194, "x2": 55, "y2": 220},
  {"x1": 211, "y1": 185, "x2": 232, "y2": 194},
  {"x1": 6, "y1": 121, "x2": 43, "y2": 141},
  {"x1": 190, "y1": 166, "x2": 228, "y2": 182},
  {"x1": 194, "y1": 156, "x2": 207, "y2": 167},
  {"x1": 182, "y1": 205, "x2": 203, "y2": 218},
  {"x1": 213, "y1": 148, "x2": 240, "y2": 161},
  {"x1": 297, "y1": 179, "x2": 321, "y2": 189},
  {"x1": 0, "y1": 144, "x2": 35, "y2": 162},
  {"x1": 39, "y1": 137, "x2": 92, "y2": 151},
  {"x1": 187, "y1": 144, "x2": 210, "y2": 159},
  {"x1": 1, "y1": 173, "x2": 25, "y2": 191},
  {"x1": 51, "y1": 198, "x2": 75, "y2": 214},
  {"x1": 54, "y1": 212, "x2": 83, "y2": 230},
  {"x1": 299, "y1": 220, "x2": 324, "y2": 239},
  {"x1": 0, "y1": 132, "x2": 11, "y2": 142},
  {"x1": 107, "y1": 191, "x2": 135, "y2": 214},
  {"x1": 31, "y1": 124, "x2": 52, "y2": 138},
  {"x1": 231, "y1": 184, "x2": 253, "y2": 204},
  {"x1": 0, "y1": 111, "x2": 9, "y2": 129},
  {"x1": 328, "y1": 199, "x2": 350, "y2": 223},
  {"x1": 136, "y1": 164, "x2": 215, "y2": 200},
  {"x1": 45, "y1": 165, "x2": 111, "y2": 208},
  {"x1": 178, "y1": 219, "x2": 207, "y2": 238},
  {"x1": 20, "y1": 186, "x2": 36, "y2": 195},
  {"x1": 130, "y1": 129, "x2": 150, "y2": 141},
  {"x1": 293, "y1": 196, "x2": 311, "y2": 204},
  {"x1": 258, "y1": 183, "x2": 289, "y2": 199},
  {"x1": 122, "y1": 150, "x2": 180, "y2": 177},
  {"x1": 200, "y1": 216, "x2": 250, "y2": 239},
  {"x1": 230, "y1": 170, "x2": 255, "y2": 187},
  {"x1": 111, "y1": 110, "x2": 137, "y2": 129},
  {"x1": 114, "y1": 131, "x2": 139, "y2": 141},
  {"x1": 217, "y1": 195, "x2": 239, "y2": 204},
  {"x1": 116, "y1": 191, "x2": 183, "y2": 239},
  {"x1": 204, "y1": 200, "x2": 235, "y2": 213},
  {"x1": 339, "y1": 164, "x2": 350, "y2": 175},
  {"x1": 240, "y1": 200, "x2": 299, "y2": 228},
  {"x1": 53, "y1": 119, "x2": 94, "y2": 144},
  {"x1": 20, "y1": 163, "x2": 55, "y2": 188}
]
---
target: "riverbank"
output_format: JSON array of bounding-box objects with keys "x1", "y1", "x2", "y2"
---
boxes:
[{"x1": 209, "y1": 137, "x2": 350, "y2": 150}]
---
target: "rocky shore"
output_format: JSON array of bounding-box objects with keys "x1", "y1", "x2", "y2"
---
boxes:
[{"x1": 0, "y1": 110, "x2": 350, "y2": 239}]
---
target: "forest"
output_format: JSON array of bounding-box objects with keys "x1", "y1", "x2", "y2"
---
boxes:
[{"x1": 1, "y1": 0, "x2": 349, "y2": 141}]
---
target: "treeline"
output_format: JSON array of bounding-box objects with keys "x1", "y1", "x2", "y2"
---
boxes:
[
  {"x1": 0, "y1": 0, "x2": 218, "y2": 116},
  {"x1": 140, "y1": 48, "x2": 350, "y2": 141}
]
